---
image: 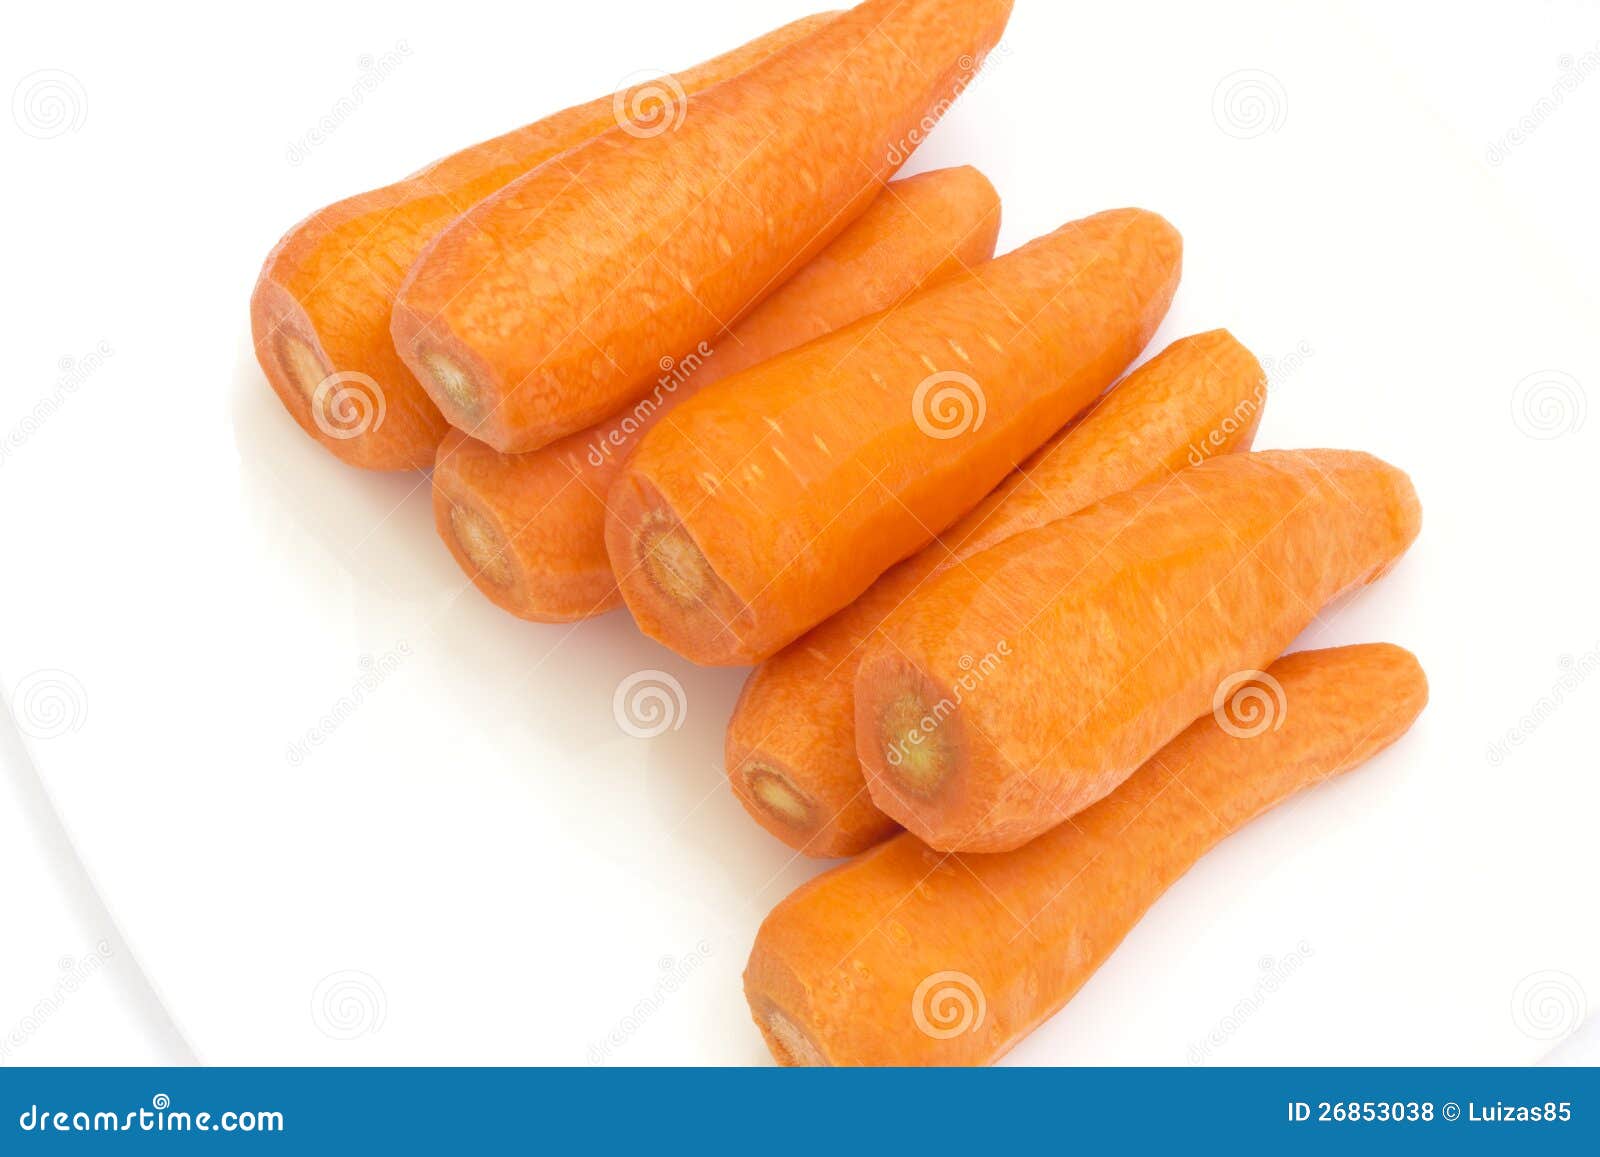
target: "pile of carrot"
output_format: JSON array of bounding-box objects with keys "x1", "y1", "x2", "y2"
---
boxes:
[{"x1": 252, "y1": 0, "x2": 1426, "y2": 1066}]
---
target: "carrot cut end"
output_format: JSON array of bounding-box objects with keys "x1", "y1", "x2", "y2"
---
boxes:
[
  {"x1": 880, "y1": 690, "x2": 956, "y2": 796},
  {"x1": 448, "y1": 503, "x2": 515, "y2": 589},
  {"x1": 609, "y1": 479, "x2": 751, "y2": 663},
  {"x1": 638, "y1": 511, "x2": 718, "y2": 607},
  {"x1": 423, "y1": 352, "x2": 481, "y2": 416},
  {"x1": 279, "y1": 333, "x2": 330, "y2": 407},
  {"x1": 762, "y1": 1007, "x2": 828, "y2": 1067},
  {"x1": 743, "y1": 764, "x2": 815, "y2": 828}
]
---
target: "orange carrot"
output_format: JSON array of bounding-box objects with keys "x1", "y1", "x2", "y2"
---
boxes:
[
  {"x1": 728, "y1": 330, "x2": 1266, "y2": 856},
  {"x1": 250, "y1": 13, "x2": 833, "y2": 470},
  {"x1": 391, "y1": 0, "x2": 1016, "y2": 452},
  {"x1": 432, "y1": 166, "x2": 1001, "y2": 622},
  {"x1": 605, "y1": 208, "x2": 1182, "y2": 666},
  {"x1": 856, "y1": 449, "x2": 1422, "y2": 853},
  {"x1": 747, "y1": 643, "x2": 1428, "y2": 1066}
]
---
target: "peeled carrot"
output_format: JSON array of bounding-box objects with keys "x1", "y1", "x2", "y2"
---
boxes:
[
  {"x1": 250, "y1": 14, "x2": 833, "y2": 470},
  {"x1": 432, "y1": 166, "x2": 1001, "y2": 622},
  {"x1": 391, "y1": 0, "x2": 1015, "y2": 452},
  {"x1": 605, "y1": 208, "x2": 1182, "y2": 666},
  {"x1": 746, "y1": 643, "x2": 1428, "y2": 1066},
  {"x1": 728, "y1": 330, "x2": 1266, "y2": 856},
  {"x1": 856, "y1": 448, "x2": 1422, "y2": 853}
]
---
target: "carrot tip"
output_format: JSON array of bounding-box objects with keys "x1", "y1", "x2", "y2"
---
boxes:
[
  {"x1": 448, "y1": 503, "x2": 515, "y2": 588},
  {"x1": 743, "y1": 763, "x2": 815, "y2": 828},
  {"x1": 422, "y1": 352, "x2": 480, "y2": 416},
  {"x1": 762, "y1": 1006, "x2": 827, "y2": 1067}
]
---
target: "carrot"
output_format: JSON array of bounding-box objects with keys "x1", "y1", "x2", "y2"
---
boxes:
[
  {"x1": 728, "y1": 330, "x2": 1267, "y2": 856},
  {"x1": 431, "y1": 166, "x2": 1001, "y2": 622},
  {"x1": 746, "y1": 643, "x2": 1429, "y2": 1066},
  {"x1": 391, "y1": 0, "x2": 1016, "y2": 452},
  {"x1": 250, "y1": 13, "x2": 833, "y2": 470},
  {"x1": 605, "y1": 208, "x2": 1182, "y2": 666},
  {"x1": 856, "y1": 448, "x2": 1422, "y2": 853}
]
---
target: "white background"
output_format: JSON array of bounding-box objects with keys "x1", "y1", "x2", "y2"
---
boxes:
[{"x1": 3, "y1": 0, "x2": 1597, "y2": 1066}]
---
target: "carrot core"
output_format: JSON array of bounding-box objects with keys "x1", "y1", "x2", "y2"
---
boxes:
[
  {"x1": 423, "y1": 352, "x2": 479, "y2": 414},
  {"x1": 764, "y1": 1007, "x2": 827, "y2": 1067},
  {"x1": 880, "y1": 690, "x2": 954, "y2": 795},
  {"x1": 743, "y1": 764, "x2": 814, "y2": 827},
  {"x1": 639, "y1": 513, "x2": 717, "y2": 606},
  {"x1": 279, "y1": 334, "x2": 328, "y2": 404},
  {"x1": 449, "y1": 504, "x2": 514, "y2": 588}
]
